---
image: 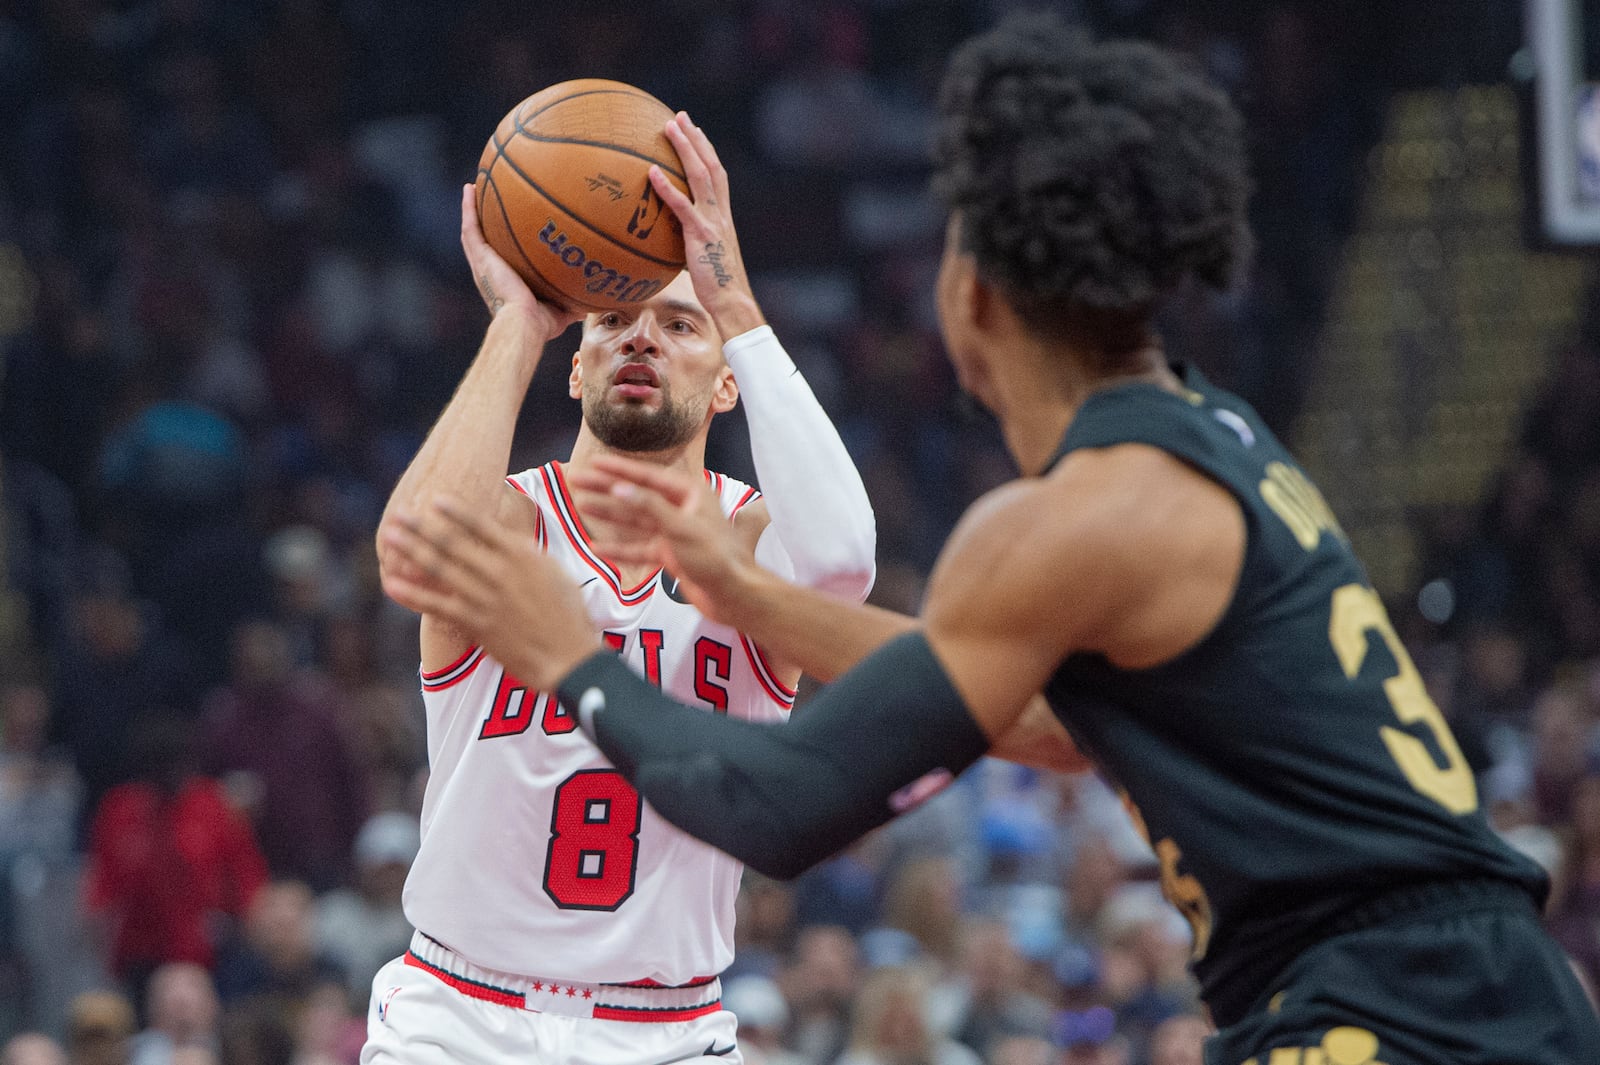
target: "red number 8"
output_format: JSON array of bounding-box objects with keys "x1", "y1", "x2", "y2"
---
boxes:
[{"x1": 543, "y1": 770, "x2": 642, "y2": 910}]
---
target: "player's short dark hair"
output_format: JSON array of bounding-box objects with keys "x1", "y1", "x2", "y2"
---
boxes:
[{"x1": 933, "y1": 15, "x2": 1253, "y2": 353}]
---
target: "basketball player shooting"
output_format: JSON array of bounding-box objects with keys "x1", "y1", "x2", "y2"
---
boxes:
[
  {"x1": 369, "y1": 111, "x2": 876, "y2": 1065},
  {"x1": 385, "y1": 17, "x2": 1600, "y2": 1065}
]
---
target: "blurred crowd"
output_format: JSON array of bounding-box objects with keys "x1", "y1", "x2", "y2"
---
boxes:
[{"x1": 0, "y1": 1, "x2": 1591, "y2": 1064}]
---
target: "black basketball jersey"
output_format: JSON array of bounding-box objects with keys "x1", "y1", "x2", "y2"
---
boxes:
[{"x1": 1042, "y1": 364, "x2": 1547, "y2": 1026}]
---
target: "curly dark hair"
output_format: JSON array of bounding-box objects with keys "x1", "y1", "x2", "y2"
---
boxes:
[{"x1": 933, "y1": 14, "x2": 1252, "y2": 350}]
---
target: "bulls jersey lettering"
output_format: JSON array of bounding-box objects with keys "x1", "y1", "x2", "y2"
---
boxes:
[{"x1": 402, "y1": 462, "x2": 793, "y2": 984}]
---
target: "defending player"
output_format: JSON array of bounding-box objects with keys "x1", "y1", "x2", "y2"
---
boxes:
[
  {"x1": 383, "y1": 17, "x2": 1600, "y2": 1065},
  {"x1": 366, "y1": 113, "x2": 877, "y2": 1064}
]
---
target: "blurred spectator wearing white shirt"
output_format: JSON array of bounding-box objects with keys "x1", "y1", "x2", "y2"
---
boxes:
[{"x1": 312, "y1": 812, "x2": 417, "y2": 1005}]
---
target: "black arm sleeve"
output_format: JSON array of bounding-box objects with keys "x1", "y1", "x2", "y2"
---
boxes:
[{"x1": 556, "y1": 632, "x2": 992, "y2": 879}]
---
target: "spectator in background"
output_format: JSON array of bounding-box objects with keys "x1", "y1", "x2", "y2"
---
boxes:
[
  {"x1": 82, "y1": 717, "x2": 267, "y2": 1006},
  {"x1": 286, "y1": 979, "x2": 362, "y2": 1065},
  {"x1": 260, "y1": 526, "x2": 337, "y2": 670},
  {"x1": 1053, "y1": 1006, "x2": 1128, "y2": 1065},
  {"x1": 129, "y1": 964, "x2": 218, "y2": 1065},
  {"x1": 1058, "y1": 836, "x2": 1131, "y2": 958},
  {"x1": 1092, "y1": 888, "x2": 1197, "y2": 1046},
  {"x1": 200, "y1": 620, "x2": 363, "y2": 890},
  {"x1": 337, "y1": 681, "x2": 423, "y2": 818},
  {"x1": 1530, "y1": 686, "x2": 1598, "y2": 826},
  {"x1": 791, "y1": 837, "x2": 887, "y2": 938},
  {"x1": 729, "y1": 874, "x2": 797, "y2": 982},
  {"x1": 780, "y1": 926, "x2": 860, "y2": 1065},
  {"x1": 834, "y1": 965, "x2": 981, "y2": 1065},
  {"x1": 945, "y1": 919, "x2": 1055, "y2": 1058},
  {"x1": 986, "y1": 1034, "x2": 1055, "y2": 1065},
  {"x1": 0, "y1": 1033, "x2": 65, "y2": 1065},
  {"x1": 877, "y1": 856, "x2": 964, "y2": 973},
  {"x1": 214, "y1": 1003, "x2": 293, "y2": 1065},
  {"x1": 94, "y1": 396, "x2": 265, "y2": 673},
  {"x1": 0, "y1": 681, "x2": 82, "y2": 1042},
  {"x1": 63, "y1": 991, "x2": 134, "y2": 1065},
  {"x1": 1488, "y1": 771, "x2": 1564, "y2": 886},
  {"x1": 1550, "y1": 771, "x2": 1600, "y2": 989},
  {"x1": 312, "y1": 812, "x2": 417, "y2": 1006},
  {"x1": 1147, "y1": 1013, "x2": 1209, "y2": 1065},
  {"x1": 0, "y1": 680, "x2": 80, "y2": 866},
  {"x1": 1453, "y1": 624, "x2": 1537, "y2": 727},
  {"x1": 214, "y1": 881, "x2": 343, "y2": 1006},
  {"x1": 52, "y1": 553, "x2": 196, "y2": 812},
  {"x1": 0, "y1": 456, "x2": 78, "y2": 670},
  {"x1": 720, "y1": 975, "x2": 806, "y2": 1065}
]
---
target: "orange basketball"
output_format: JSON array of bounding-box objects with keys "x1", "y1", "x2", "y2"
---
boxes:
[{"x1": 475, "y1": 80, "x2": 689, "y2": 312}]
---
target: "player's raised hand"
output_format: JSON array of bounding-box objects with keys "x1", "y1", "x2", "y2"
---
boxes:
[
  {"x1": 460, "y1": 184, "x2": 582, "y2": 337},
  {"x1": 567, "y1": 455, "x2": 760, "y2": 628},
  {"x1": 649, "y1": 113, "x2": 766, "y2": 339},
  {"x1": 379, "y1": 496, "x2": 600, "y2": 689}
]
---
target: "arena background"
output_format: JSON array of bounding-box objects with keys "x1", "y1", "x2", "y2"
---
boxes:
[{"x1": 0, "y1": 2, "x2": 1597, "y2": 1064}]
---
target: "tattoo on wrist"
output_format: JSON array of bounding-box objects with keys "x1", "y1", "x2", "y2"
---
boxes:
[
  {"x1": 699, "y1": 241, "x2": 735, "y2": 288},
  {"x1": 479, "y1": 273, "x2": 506, "y2": 314}
]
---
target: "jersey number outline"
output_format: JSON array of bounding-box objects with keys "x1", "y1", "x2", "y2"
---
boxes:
[
  {"x1": 543, "y1": 769, "x2": 643, "y2": 910},
  {"x1": 1120, "y1": 793, "x2": 1214, "y2": 961},
  {"x1": 1328, "y1": 583, "x2": 1478, "y2": 815}
]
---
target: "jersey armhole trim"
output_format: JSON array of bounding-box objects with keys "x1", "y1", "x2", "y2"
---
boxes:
[
  {"x1": 506, "y1": 474, "x2": 547, "y2": 548},
  {"x1": 729, "y1": 485, "x2": 760, "y2": 518},
  {"x1": 740, "y1": 633, "x2": 797, "y2": 708},
  {"x1": 421, "y1": 646, "x2": 485, "y2": 691}
]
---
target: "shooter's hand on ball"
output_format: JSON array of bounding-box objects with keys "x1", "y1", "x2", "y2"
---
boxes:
[
  {"x1": 650, "y1": 113, "x2": 766, "y2": 339},
  {"x1": 568, "y1": 456, "x2": 765, "y2": 630},
  {"x1": 460, "y1": 184, "x2": 582, "y2": 335},
  {"x1": 379, "y1": 497, "x2": 599, "y2": 691}
]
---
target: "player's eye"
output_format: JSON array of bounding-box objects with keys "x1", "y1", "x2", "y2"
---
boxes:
[
  {"x1": 668, "y1": 319, "x2": 694, "y2": 333},
  {"x1": 598, "y1": 312, "x2": 624, "y2": 328}
]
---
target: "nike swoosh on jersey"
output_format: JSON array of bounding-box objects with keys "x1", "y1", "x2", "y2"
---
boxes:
[{"x1": 645, "y1": 1041, "x2": 736, "y2": 1065}]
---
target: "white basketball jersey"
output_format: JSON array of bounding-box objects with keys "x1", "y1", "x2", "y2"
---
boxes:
[{"x1": 401, "y1": 462, "x2": 795, "y2": 986}]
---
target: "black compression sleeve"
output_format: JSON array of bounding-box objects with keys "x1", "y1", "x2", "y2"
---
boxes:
[{"x1": 556, "y1": 632, "x2": 992, "y2": 879}]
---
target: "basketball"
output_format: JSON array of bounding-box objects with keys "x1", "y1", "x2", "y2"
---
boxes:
[{"x1": 475, "y1": 80, "x2": 690, "y2": 312}]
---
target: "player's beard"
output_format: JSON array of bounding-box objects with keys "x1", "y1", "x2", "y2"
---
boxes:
[{"x1": 583, "y1": 377, "x2": 705, "y2": 453}]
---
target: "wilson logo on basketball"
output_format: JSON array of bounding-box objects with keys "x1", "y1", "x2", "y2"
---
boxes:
[{"x1": 537, "y1": 221, "x2": 667, "y2": 304}]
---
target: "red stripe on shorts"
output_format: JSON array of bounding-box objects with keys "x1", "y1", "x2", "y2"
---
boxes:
[
  {"x1": 591, "y1": 1001, "x2": 723, "y2": 1023},
  {"x1": 403, "y1": 953, "x2": 524, "y2": 1008}
]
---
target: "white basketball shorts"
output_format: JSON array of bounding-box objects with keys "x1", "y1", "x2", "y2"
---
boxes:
[{"x1": 361, "y1": 933, "x2": 743, "y2": 1065}]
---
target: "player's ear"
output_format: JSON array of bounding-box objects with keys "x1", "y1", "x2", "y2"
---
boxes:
[
  {"x1": 936, "y1": 216, "x2": 985, "y2": 343},
  {"x1": 937, "y1": 246, "x2": 1001, "y2": 407},
  {"x1": 710, "y1": 365, "x2": 738, "y2": 414},
  {"x1": 568, "y1": 352, "x2": 583, "y2": 400},
  {"x1": 953, "y1": 257, "x2": 991, "y2": 335}
]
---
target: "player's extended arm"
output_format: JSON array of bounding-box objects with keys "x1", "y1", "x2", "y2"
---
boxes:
[
  {"x1": 568, "y1": 455, "x2": 1090, "y2": 771},
  {"x1": 376, "y1": 186, "x2": 577, "y2": 618},
  {"x1": 559, "y1": 448, "x2": 1244, "y2": 877},
  {"x1": 650, "y1": 113, "x2": 876, "y2": 599},
  {"x1": 563, "y1": 631, "x2": 994, "y2": 878},
  {"x1": 731, "y1": 326, "x2": 876, "y2": 599}
]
